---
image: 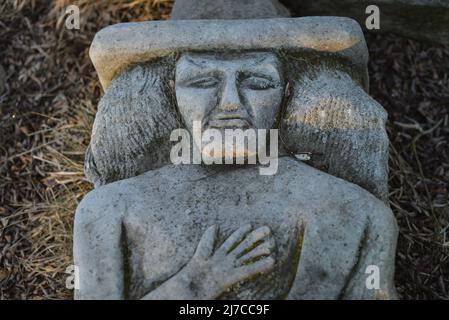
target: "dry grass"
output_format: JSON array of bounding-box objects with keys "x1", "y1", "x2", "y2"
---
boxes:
[
  {"x1": 0, "y1": 0, "x2": 448, "y2": 299},
  {"x1": 367, "y1": 33, "x2": 449, "y2": 299},
  {"x1": 0, "y1": 0, "x2": 173, "y2": 299}
]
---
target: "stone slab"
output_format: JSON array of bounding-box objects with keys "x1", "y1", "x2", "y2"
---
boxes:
[
  {"x1": 171, "y1": 0, "x2": 290, "y2": 19},
  {"x1": 89, "y1": 17, "x2": 369, "y2": 91},
  {"x1": 282, "y1": 0, "x2": 449, "y2": 45}
]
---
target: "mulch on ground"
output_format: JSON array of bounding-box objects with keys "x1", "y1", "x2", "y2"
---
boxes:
[{"x1": 0, "y1": 0, "x2": 448, "y2": 299}]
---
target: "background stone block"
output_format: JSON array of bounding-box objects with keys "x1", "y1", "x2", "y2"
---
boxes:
[{"x1": 282, "y1": 0, "x2": 449, "y2": 45}]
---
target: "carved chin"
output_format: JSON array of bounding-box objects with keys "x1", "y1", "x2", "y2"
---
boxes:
[{"x1": 201, "y1": 145, "x2": 257, "y2": 162}]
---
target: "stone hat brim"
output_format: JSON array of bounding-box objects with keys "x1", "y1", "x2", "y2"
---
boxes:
[{"x1": 90, "y1": 17, "x2": 368, "y2": 91}]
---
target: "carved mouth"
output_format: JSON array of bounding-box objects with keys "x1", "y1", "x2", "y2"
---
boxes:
[{"x1": 206, "y1": 116, "x2": 252, "y2": 129}]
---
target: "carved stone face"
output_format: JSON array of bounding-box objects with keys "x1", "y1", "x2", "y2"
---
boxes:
[{"x1": 175, "y1": 52, "x2": 284, "y2": 150}]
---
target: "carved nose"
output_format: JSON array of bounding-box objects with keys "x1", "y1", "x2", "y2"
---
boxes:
[{"x1": 218, "y1": 78, "x2": 242, "y2": 112}]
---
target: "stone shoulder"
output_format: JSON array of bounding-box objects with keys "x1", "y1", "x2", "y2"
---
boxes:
[
  {"x1": 280, "y1": 157, "x2": 397, "y2": 229},
  {"x1": 75, "y1": 181, "x2": 131, "y2": 226},
  {"x1": 278, "y1": 158, "x2": 383, "y2": 202},
  {"x1": 76, "y1": 157, "x2": 395, "y2": 227}
]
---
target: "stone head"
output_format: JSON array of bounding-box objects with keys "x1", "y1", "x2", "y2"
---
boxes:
[{"x1": 175, "y1": 52, "x2": 284, "y2": 134}]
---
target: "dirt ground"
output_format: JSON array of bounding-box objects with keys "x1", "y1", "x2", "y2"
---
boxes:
[{"x1": 0, "y1": 0, "x2": 448, "y2": 299}]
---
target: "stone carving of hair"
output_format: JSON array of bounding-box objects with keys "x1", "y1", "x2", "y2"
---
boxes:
[
  {"x1": 279, "y1": 53, "x2": 389, "y2": 202},
  {"x1": 86, "y1": 52, "x2": 388, "y2": 202},
  {"x1": 85, "y1": 56, "x2": 180, "y2": 186}
]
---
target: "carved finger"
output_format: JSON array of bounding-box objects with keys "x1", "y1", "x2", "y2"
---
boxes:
[
  {"x1": 216, "y1": 224, "x2": 252, "y2": 256},
  {"x1": 229, "y1": 226, "x2": 271, "y2": 258},
  {"x1": 235, "y1": 237, "x2": 275, "y2": 266},
  {"x1": 193, "y1": 225, "x2": 218, "y2": 260},
  {"x1": 234, "y1": 256, "x2": 275, "y2": 282}
]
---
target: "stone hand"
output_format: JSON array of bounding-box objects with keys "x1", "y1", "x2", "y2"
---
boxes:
[{"x1": 181, "y1": 224, "x2": 276, "y2": 299}]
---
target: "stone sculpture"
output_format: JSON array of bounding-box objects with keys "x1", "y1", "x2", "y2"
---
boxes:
[{"x1": 74, "y1": 6, "x2": 399, "y2": 299}]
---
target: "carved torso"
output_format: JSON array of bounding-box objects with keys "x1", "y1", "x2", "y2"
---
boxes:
[{"x1": 77, "y1": 157, "x2": 393, "y2": 299}]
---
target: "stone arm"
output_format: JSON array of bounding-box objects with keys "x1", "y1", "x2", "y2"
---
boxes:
[
  {"x1": 73, "y1": 194, "x2": 208, "y2": 300},
  {"x1": 72, "y1": 193, "x2": 208, "y2": 300},
  {"x1": 142, "y1": 225, "x2": 276, "y2": 300},
  {"x1": 340, "y1": 204, "x2": 399, "y2": 300},
  {"x1": 73, "y1": 194, "x2": 126, "y2": 300},
  {"x1": 74, "y1": 194, "x2": 275, "y2": 301}
]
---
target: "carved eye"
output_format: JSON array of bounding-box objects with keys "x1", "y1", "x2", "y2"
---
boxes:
[
  {"x1": 185, "y1": 76, "x2": 219, "y2": 89},
  {"x1": 240, "y1": 76, "x2": 277, "y2": 90}
]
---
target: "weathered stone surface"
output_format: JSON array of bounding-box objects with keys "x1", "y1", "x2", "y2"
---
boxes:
[
  {"x1": 282, "y1": 0, "x2": 449, "y2": 45},
  {"x1": 75, "y1": 157, "x2": 398, "y2": 299},
  {"x1": 78, "y1": 13, "x2": 398, "y2": 300},
  {"x1": 171, "y1": 0, "x2": 290, "y2": 20},
  {"x1": 86, "y1": 59, "x2": 178, "y2": 187},
  {"x1": 89, "y1": 17, "x2": 369, "y2": 91},
  {"x1": 281, "y1": 64, "x2": 389, "y2": 202}
]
